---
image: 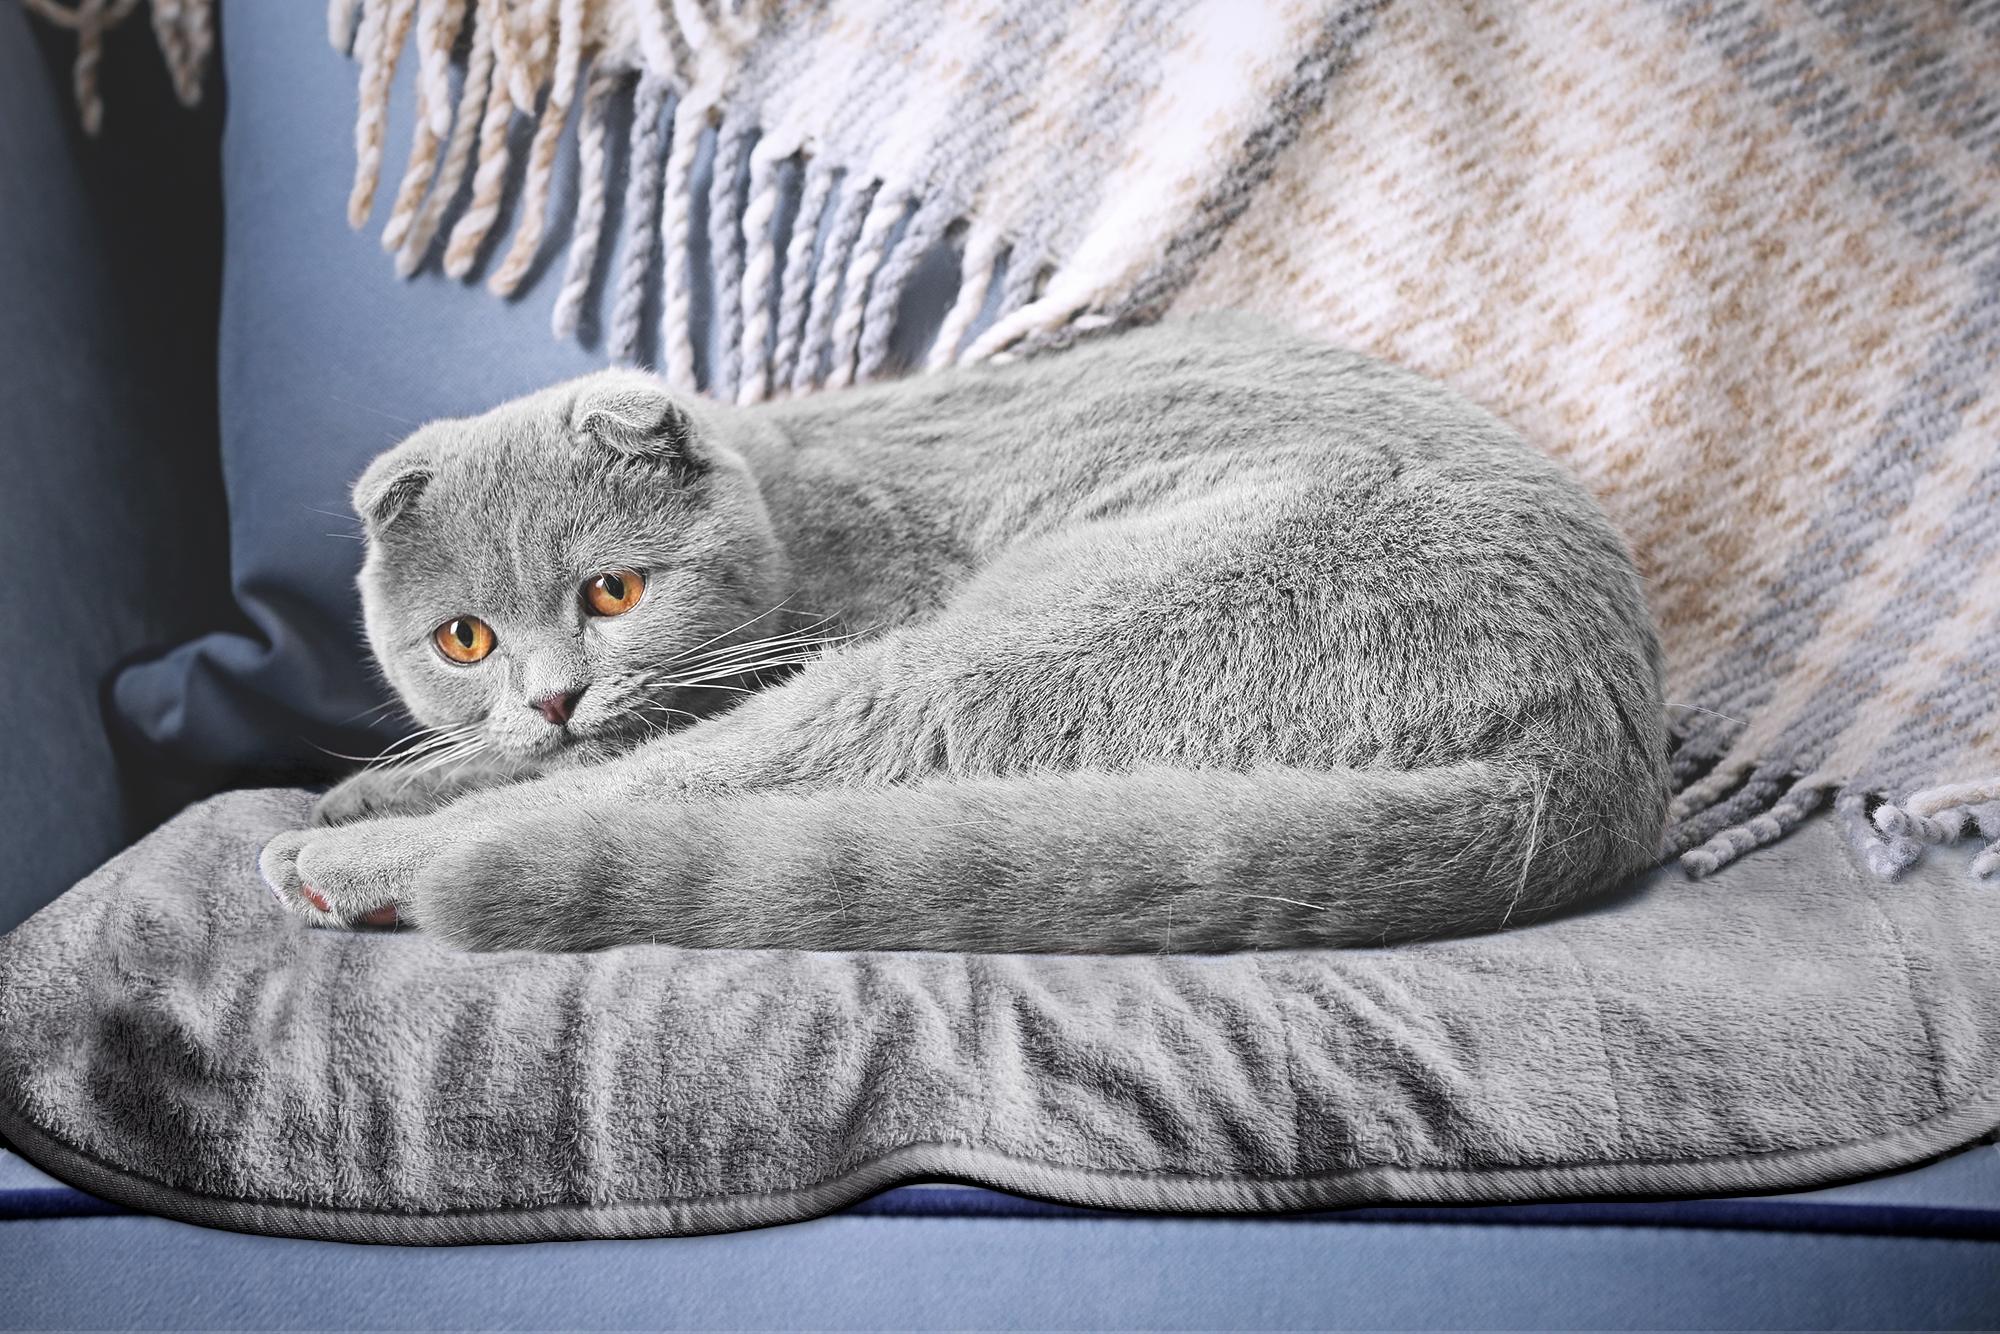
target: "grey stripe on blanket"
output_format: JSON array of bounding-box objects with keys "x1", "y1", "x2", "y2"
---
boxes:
[{"x1": 2, "y1": 788, "x2": 1995, "y2": 1243}]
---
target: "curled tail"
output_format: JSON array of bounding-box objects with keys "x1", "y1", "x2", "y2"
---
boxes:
[{"x1": 418, "y1": 762, "x2": 1665, "y2": 953}]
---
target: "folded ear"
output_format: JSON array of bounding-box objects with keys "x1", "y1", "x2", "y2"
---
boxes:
[
  {"x1": 353, "y1": 446, "x2": 433, "y2": 532},
  {"x1": 569, "y1": 374, "x2": 697, "y2": 466}
]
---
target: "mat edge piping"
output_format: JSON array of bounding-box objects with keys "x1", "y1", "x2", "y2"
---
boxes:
[{"x1": 4, "y1": 1079, "x2": 1997, "y2": 1246}]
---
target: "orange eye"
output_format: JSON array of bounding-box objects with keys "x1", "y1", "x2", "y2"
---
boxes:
[
  {"x1": 433, "y1": 616, "x2": 496, "y2": 664},
  {"x1": 583, "y1": 569, "x2": 645, "y2": 617}
]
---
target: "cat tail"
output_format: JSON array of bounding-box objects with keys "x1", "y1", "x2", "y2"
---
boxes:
[{"x1": 419, "y1": 760, "x2": 1665, "y2": 952}]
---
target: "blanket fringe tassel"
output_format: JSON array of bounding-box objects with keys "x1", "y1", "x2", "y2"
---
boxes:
[
  {"x1": 29, "y1": 0, "x2": 1062, "y2": 397},
  {"x1": 341, "y1": 0, "x2": 1053, "y2": 396},
  {"x1": 1667, "y1": 745, "x2": 2000, "y2": 883},
  {"x1": 23, "y1": 0, "x2": 205, "y2": 133}
]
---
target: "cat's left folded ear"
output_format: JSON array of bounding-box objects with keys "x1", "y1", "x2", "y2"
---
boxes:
[
  {"x1": 570, "y1": 373, "x2": 698, "y2": 468},
  {"x1": 353, "y1": 441, "x2": 434, "y2": 532}
]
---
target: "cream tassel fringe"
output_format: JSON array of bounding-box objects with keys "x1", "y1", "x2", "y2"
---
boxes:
[
  {"x1": 23, "y1": 0, "x2": 150, "y2": 136},
  {"x1": 548, "y1": 60, "x2": 622, "y2": 339},
  {"x1": 379, "y1": 0, "x2": 470, "y2": 257},
  {"x1": 25, "y1": 0, "x2": 980, "y2": 405}
]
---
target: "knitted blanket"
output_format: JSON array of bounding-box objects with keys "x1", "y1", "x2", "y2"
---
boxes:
[{"x1": 30, "y1": 0, "x2": 2000, "y2": 883}]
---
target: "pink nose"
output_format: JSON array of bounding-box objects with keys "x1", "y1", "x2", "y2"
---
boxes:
[{"x1": 533, "y1": 688, "x2": 584, "y2": 726}]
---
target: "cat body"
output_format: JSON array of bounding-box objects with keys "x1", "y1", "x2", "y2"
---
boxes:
[{"x1": 263, "y1": 317, "x2": 1668, "y2": 952}]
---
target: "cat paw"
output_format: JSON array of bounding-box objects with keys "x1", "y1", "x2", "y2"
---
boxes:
[
  {"x1": 262, "y1": 797, "x2": 631, "y2": 950},
  {"x1": 259, "y1": 817, "x2": 436, "y2": 929}
]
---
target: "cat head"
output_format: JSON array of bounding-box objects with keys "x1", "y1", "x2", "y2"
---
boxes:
[{"x1": 351, "y1": 370, "x2": 786, "y2": 762}]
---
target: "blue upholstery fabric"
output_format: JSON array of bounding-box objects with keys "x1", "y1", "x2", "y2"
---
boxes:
[
  {"x1": 0, "y1": 12, "x2": 225, "y2": 933},
  {"x1": 7, "y1": 1145, "x2": 2000, "y2": 1328},
  {"x1": 6, "y1": 1175, "x2": 2000, "y2": 1330}
]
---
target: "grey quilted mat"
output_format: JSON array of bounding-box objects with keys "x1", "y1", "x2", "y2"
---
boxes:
[{"x1": 2, "y1": 788, "x2": 1996, "y2": 1244}]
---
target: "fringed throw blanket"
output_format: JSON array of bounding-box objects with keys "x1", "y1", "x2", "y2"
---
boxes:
[{"x1": 30, "y1": 0, "x2": 2000, "y2": 883}]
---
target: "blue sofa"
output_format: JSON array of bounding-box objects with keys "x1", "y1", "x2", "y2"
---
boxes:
[
  {"x1": 7, "y1": 1143, "x2": 2000, "y2": 1330},
  {"x1": 4, "y1": 8, "x2": 1998, "y2": 1329}
]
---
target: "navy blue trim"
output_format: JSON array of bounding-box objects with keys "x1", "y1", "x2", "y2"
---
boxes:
[
  {"x1": 0, "y1": 1184, "x2": 129, "y2": 1220},
  {"x1": 846, "y1": 1186, "x2": 2000, "y2": 1239},
  {"x1": 8, "y1": 1170, "x2": 1998, "y2": 1240}
]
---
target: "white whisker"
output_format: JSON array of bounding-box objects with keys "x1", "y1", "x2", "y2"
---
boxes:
[
  {"x1": 663, "y1": 646, "x2": 841, "y2": 682},
  {"x1": 369, "y1": 725, "x2": 481, "y2": 770},
  {"x1": 309, "y1": 742, "x2": 397, "y2": 764},
  {"x1": 664, "y1": 633, "x2": 851, "y2": 675},
  {"x1": 392, "y1": 733, "x2": 490, "y2": 790},
  {"x1": 662, "y1": 600, "x2": 812, "y2": 664},
  {"x1": 660, "y1": 680, "x2": 760, "y2": 695}
]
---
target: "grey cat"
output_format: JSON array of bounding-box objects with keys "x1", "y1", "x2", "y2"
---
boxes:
[{"x1": 261, "y1": 317, "x2": 1668, "y2": 953}]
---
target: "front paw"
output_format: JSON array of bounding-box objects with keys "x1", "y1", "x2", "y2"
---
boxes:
[
  {"x1": 264, "y1": 795, "x2": 624, "y2": 951},
  {"x1": 260, "y1": 815, "x2": 438, "y2": 929}
]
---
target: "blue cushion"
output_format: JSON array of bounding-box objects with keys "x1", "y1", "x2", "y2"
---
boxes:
[
  {"x1": 108, "y1": 3, "x2": 606, "y2": 777},
  {"x1": 0, "y1": 10, "x2": 226, "y2": 932},
  {"x1": 108, "y1": 4, "x2": 970, "y2": 779}
]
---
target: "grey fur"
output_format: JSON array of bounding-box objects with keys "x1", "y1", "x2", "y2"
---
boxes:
[{"x1": 265, "y1": 317, "x2": 1668, "y2": 953}]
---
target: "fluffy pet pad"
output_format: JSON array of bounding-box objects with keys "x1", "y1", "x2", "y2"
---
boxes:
[{"x1": 1, "y1": 789, "x2": 1995, "y2": 1244}]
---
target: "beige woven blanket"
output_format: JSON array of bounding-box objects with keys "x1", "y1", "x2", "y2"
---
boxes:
[{"x1": 34, "y1": 0, "x2": 2000, "y2": 882}]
